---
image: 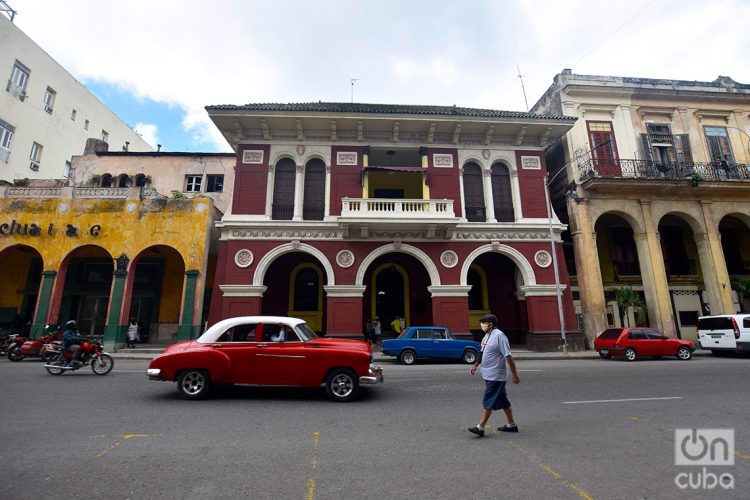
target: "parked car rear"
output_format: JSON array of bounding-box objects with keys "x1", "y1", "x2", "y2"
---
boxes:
[
  {"x1": 697, "y1": 314, "x2": 750, "y2": 354},
  {"x1": 594, "y1": 327, "x2": 694, "y2": 361}
]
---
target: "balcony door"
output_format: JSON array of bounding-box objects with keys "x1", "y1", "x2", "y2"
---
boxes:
[
  {"x1": 272, "y1": 159, "x2": 296, "y2": 220},
  {"x1": 303, "y1": 159, "x2": 325, "y2": 220},
  {"x1": 462, "y1": 162, "x2": 485, "y2": 222},
  {"x1": 587, "y1": 121, "x2": 620, "y2": 176}
]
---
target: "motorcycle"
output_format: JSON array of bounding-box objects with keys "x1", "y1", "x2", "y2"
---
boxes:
[
  {"x1": 0, "y1": 333, "x2": 19, "y2": 357},
  {"x1": 7, "y1": 325, "x2": 62, "y2": 362},
  {"x1": 43, "y1": 336, "x2": 114, "y2": 375}
]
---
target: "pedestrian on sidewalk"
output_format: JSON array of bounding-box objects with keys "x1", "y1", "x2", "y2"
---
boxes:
[
  {"x1": 468, "y1": 313, "x2": 520, "y2": 437},
  {"x1": 364, "y1": 319, "x2": 375, "y2": 345},
  {"x1": 373, "y1": 317, "x2": 382, "y2": 345},
  {"x1": 126, "y1": 316, "x2": 139, "y2": 348}
]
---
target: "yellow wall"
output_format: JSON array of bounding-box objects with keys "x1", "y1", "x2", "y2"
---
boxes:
[
  {"x1": 367, "y1": 172, "x2": 423, "y2": 198},
  {"x1": 159, "y1": 252, "x2": 184, "y2": 323},
  {"x1": 0, "y1": 249, "x2": 34, "y2": 311}
]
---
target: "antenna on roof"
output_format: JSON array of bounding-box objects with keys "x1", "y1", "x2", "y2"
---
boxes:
[
  {"x1": 517, "y1": 65, "x2": 529, "y2": 111},
  {"x1": 350, "y1": 78, "x2": 359, "y2": 103}
]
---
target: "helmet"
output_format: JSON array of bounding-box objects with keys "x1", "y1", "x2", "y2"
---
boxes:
[{"x1": 65, "y1": 320, "x2": 77, "y2": 328}]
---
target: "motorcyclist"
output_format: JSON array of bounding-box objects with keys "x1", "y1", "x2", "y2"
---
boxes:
[{"x1": 62, "y1": 320, "x2": 84, "y2": 367}]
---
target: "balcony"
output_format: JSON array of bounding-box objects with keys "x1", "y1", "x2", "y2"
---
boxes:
[
  {"x1": 339, "y1": 198, "x2": 458, "y2": 238},
  {"x1": 579, "y1": 158, "x2": 750, "y2": 183}
]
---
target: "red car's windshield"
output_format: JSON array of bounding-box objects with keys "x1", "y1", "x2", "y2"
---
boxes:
[{"x1": 295, "y1": 323, "x2": 319, "y2": 341}]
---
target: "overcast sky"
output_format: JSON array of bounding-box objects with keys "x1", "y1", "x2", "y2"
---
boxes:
[{"x1": 11, "y1": 0, "x2": 750, "y2": 152}]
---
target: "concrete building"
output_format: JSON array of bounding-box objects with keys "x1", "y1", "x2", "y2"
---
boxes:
[
  {"x1": 0, "y1": 9, "x2": 152, "y2": 184},
  {"x1": 205, "y1": 102, "x2": 582, "y2": 351},
  {"x1": 532, "y1": 70, "x2": 750, "y2": 346}
]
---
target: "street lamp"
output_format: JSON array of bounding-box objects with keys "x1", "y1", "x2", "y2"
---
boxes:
[{"x1": 543, "y1": 168, "x2": 569, "y2": 355}]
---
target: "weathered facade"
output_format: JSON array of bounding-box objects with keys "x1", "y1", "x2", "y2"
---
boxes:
[
  {"x1": 206, "y1": 102, "x2": 582, "y2": 351},
  {"x1": 533, "y1": 70, "x2": 750, "y2": 346}
]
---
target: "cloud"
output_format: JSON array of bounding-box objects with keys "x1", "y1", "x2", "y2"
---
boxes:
[{"x1": 133, "y1": 123, "x2": 159, "y2": 149}]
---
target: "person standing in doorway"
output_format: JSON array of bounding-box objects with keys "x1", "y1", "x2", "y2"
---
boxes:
[
  {"x1": 390, "y1": 316, "x2": 402, "y2": 335},
  {"x1": 468, "y1": 313, "x2": 520, "y2": 437},
  {"x1": 126, "y1": 316, "x2": 139, "y2": 348},
  {"x1": 373, "y1": 317, "x2": 382, "y2": 345},
  {"x1": 365, "y1": 319, "x2": 375, "y2": 345}
]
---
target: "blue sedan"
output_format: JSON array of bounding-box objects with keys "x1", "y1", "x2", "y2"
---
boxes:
[{"x1": 382, "y1": 326, "x2": 481, "y2": 365}]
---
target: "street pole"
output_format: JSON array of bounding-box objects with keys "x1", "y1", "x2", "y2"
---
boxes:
[{"x1": 543, "y1": 174, "x2": 567, "y2": 354}]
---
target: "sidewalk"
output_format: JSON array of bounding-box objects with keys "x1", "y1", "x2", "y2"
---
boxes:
[{"x1": 110, "y1": 343, "x2": 712, "y2": 361}]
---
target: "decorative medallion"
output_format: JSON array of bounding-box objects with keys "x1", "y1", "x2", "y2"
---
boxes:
[
  {"x1": 296, "y1": 145, "x2": 305, "y2": 156},
  {"x1": 482, "y1": 149, "x2": 490, "y2": 160},
  {"x1": 58, "y1": 202, "x2": 69, "y2": 214},
  {"x1": 126, "y1": 202, "x2": 137, "y2": 213},
  {"x1": 234, "y1": 249, "x2": 254, "y2": 268},
  {"x1": 534, "y1": 250, "x2": 552, "y2": 268},
  {"x1": 336, "y1": 249, "x2": 355, "y2": 268},
  {"x1": 196, "y1": 202, "x2": 206, "y2": 213},
  {"x1": 440, "y1": 250, "x2": 459, "y2": 269},
  {"x1": 291, "y1": 240, "x2": 301, "y2": 250}
]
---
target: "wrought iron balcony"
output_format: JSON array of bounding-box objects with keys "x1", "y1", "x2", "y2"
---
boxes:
[{"x1": 578, "y1": 158, "x2": 750, "y2": 183}]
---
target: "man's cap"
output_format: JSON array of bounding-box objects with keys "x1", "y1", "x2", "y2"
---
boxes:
[{"x1": 479, "y1": 314, "x2": 498, "y2": 325}]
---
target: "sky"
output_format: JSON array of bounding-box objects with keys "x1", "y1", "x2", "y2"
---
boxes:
[{"x1": 10, "y1": 0, "x2": 750, "y2": 153}]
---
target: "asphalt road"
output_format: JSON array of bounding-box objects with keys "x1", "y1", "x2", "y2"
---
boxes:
[{"x1": 0, "y1": 355, "x2": 748, "y2": 500}]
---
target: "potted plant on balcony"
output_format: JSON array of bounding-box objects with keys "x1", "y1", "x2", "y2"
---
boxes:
[{"x1": 690, "y1": 172, "x2": 704, "y2": 186}]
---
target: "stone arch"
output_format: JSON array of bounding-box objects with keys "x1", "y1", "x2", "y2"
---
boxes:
[
  {"x1": 253, "y1": 243, "x2": 335, "y2": 287},
  {"x1": 302, "y1": 152, "x2": 328, "y2": 167},
  {"x1": 269, "y1": 152, "x2": 298, "y2": 168},
  {"x1": 654, "y1": 208, "x2": 705, "y2": 235},
  {"x1": 355, "y1": 243, "x2": 440, "y2": 286},
  {"x1": 459, "y1": 244, "x2": 536, "y2": 287},
  {"x1": 589, "y1": 206, "x2": 645, "y2": 235},
  {"x1": 488, "y1": 153, "x2": 517, "y2": 174},
  {"x1": 715, "y1": 207, "x2": 750, "y2": 230},
  {"x1": 460, "y1": 158, "x2": 487, "y2": 172}
]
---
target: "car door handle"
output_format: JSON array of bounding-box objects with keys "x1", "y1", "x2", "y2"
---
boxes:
[
  {"x1": 211, "y1": 344, "x2": 222, "y2": 347},
  {"x1": 257, "y1": 343, "x2": 268, "y2": 348}
]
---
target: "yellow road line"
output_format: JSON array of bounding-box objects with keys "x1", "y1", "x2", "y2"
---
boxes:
[
  {"x1": 306, "y1": 431, "x2": 320, "y2": 500},
  {"x1": 96, "y1": 433, "x2": 162, "y2": 458},
  {"x1": 505, "y1": 436, "x2": 594, "y2": 500}
]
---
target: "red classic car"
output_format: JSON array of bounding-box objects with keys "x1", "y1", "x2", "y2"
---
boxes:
[
  {"x1": 147, "y1": 316, "x2": 383, "y2": 401},
  {"x1": 594, "y1": 327, "x2": 695, "y2": 361}
]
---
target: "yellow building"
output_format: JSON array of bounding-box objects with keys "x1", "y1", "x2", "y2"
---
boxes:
[
  {"x1": 533, "y1": 71, "x2": 750, "y2": 346},
  {"x1": 0, "y1": 182, "x2": 218, "y2": 349}
]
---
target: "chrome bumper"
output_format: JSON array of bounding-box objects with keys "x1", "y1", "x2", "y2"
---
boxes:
[{"x1": 360, "y1": 365, "x2": 384, "y2": 385}]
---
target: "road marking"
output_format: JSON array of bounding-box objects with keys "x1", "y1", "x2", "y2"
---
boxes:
[
  {"x1": 96, "y1": 433, "x2": 161, "y2": 458},
  {"x1": 505, "y1": 437, "x2": 594, "y2": 500},
  {"x1": 563, "y1": 396, "x2": 682, "y2": 404},
  {"x1": 306, "y1": 431, "x2": 320, "y2": 500}
]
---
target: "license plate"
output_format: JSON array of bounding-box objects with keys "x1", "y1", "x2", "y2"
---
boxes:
[{"x1": 600, "y1": 350, "x2": 608, "y2": 355}]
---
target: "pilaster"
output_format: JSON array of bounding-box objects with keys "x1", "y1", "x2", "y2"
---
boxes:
[{"x1": 30, "y1": 270, "x2": 57, "y2": 338}]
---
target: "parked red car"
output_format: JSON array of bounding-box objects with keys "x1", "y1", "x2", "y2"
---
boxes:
[
  {"x1": 147, "y1": 316, "x2": 383, "y2": 401},
  {"x1": 594, "y1": 327, "x2": 695, "y2": 361}
]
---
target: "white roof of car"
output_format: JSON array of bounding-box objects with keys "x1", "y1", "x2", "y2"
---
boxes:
[{"x1": 197, "y1": 316, "x2": 306, "y2": 343}]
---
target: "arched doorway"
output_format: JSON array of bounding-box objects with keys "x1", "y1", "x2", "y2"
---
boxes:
[
  {"x1": 719, "y1": 214, "x2": 750, "y2": 311},
  {"x1": 362, "y1": 253, "x2": 431, "y2": 337},
  {"x1": 58, "y1": 245, "x2": 113, "y2": 336},
  {"x1": 0, "y1": 244, "x2": 42, "y2": 335},
  {"x1": 261, "y1": 252, "x2": 327, "y2": 332},
  {"x1": 126, "y1": 245, "x2": 185, "y2": 344}
]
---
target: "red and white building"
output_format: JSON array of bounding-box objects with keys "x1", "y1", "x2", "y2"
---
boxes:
[{"x1": 205, "y1": 103, "x2": 582, "y2": 350}]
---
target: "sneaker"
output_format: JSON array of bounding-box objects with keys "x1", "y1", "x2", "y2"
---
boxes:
[
  {"x1": 468, "y1": 426, "x2": 485, "y2": 437},
  {"x1": 497, "y1": 424, "x2": 519, "y2": 433}
]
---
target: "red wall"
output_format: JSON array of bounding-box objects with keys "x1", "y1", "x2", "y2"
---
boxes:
[
  {"x1": 515, "y1": 151, "x2": 548, "y2": 218},
  {"x1": 432, "y1": 297, "x2": 470, "y2": 333},
  {"x1": 425, "y1": 148, "x2": 462, "y2": 217},
  {"x1": 330, "y1": 146, "x2": 367, "y2": 215},
  {"x1": 232, "y1": 144, "x2": 271, "y2": 215}
]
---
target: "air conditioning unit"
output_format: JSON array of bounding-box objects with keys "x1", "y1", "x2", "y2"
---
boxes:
[
  {"x1": 44, "y1": 104, "x2": 53, "y2": 113},
  {"x1": 29, "y1": 161, "x2": 39, "y2": 171},
  {"x1": 19, "y1": 90, "x2": 26, "y2": 102}
]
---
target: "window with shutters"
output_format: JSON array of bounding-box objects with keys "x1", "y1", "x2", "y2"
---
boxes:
[
  {"x1": 704, "y1": 126, "x2": 735, "y2": 164},
  {"x1": 8, "y1": 61, "x2": 29, "y2": 100},
  {"x1": 0, "y1": 119, "x2": 14, "y2": 153},
  {"x1": 462, "y1": 162, "x2": 485, "y2": 222},
  {"x1": 610, "y1": 227, "x2": 640, "y2": 277},
  {"x1": 586, "y1": 121, "x2": 620, "y2": 176},
  {"x1": 206, "y1": 174, "x2": 224, "y2": 192},
  {"x1": 272, "y1": 158, "x2": 296, "y2": 220},
  {"x1": 303, "y1": 159, "x2": 325, "y2": 220},
  {"x1": 490, "y1": 162, "x2": 514, "y2": 222}
]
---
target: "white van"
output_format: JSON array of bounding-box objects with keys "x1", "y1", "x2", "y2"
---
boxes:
[{"x1": 697, "y1": 314, "x2": 750, "y2": 353}]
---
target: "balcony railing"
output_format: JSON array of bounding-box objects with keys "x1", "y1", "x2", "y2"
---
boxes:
[
  {"x1": 271, "y1": 204, "x2": 294, "y2": 220},
  {"x1": 464, "y1": 206, "x2": 486, "y2": 222},
  {"x1": 578, "y1": 158, "x2": 750, "y2": 183},
  {"x1": 340, "y1": 198, "x2": 455, "y2": 219}
]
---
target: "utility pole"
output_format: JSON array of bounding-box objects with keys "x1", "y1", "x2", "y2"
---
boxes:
[
  {"x1": 517, "y1": 65, "x2": 529, "y2": 111},
  {"x1": 350, "y1": 78, "x2": 359, "y2": 103}
]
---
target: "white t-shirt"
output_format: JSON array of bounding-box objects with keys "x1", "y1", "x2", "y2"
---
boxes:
[{"x1": 479, "y1": 328, "x2": 512, "y2": 382}]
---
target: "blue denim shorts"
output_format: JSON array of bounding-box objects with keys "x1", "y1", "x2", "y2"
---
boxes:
[{"x1": 483, "y1": 380, "x2": 511, "y2": 410}]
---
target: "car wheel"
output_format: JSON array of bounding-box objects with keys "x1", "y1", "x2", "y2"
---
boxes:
[
  {"x1": 325, "y1": 368, "x2": 359, "y2": 402},
  {"x1": 399, "y1": 350, "x2": 416, "y2": 365},
  {"x1": 177, "y1": 370, "x2": 211, "y2": 400},
  {"x1": 624, "y1": 348, "x2": 637, "y2": 362},
  {"x1": 676, "y1": 347, "x2": 692, "y2": 360},
  {"x1": 598, "y1": 352, "x2": 612, "y2": 359},
  {"x1": 461, "y1": 349, "x2": 477, "y2": 364}
]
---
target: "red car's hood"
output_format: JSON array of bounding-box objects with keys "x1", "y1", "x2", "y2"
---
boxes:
[
  {"x1": 161, "y1": 341, "x2": 200, "y2": 354},
  {"x1": 306, "y1": 338, "x2": 371, "y2": 352}
]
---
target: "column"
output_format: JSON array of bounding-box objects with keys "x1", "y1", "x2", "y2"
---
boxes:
[
  {"x1": 324, "y1": 285, "x2": 366, "y2": 337},
  {"x1": 293, "y1": 164, "x2": 304, "y2": 221},
  {"x1": 427, "y1": 285, "x2": 471, "y2": 334},
  {"x1": 698, "y1": 201, "x2": 734, "y2": 313},
  {"x1": 568, "y1": 198, "x2": 607, "y2": 348},
  {"x1": 324, "y1": 165, "x2": 332, "y2": 219},
  {"x1": 30, "y1": 270, "x2": 57, "y2": 338},
  {"x1": 177, "y1": 270, "x2": 200, "y2": 341},
  {"x1": 482, "y1": 168, "x2": 496, "y2": 222},
  {"x1": 265, "y1": 164, "x2": 274, "y2": 220},
  {"x1": 638, "y1": 200, "x2": 676, "y2": 337},
  {"x1": 103, "y1": 269, "x2": 127, "y2": 350}
]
